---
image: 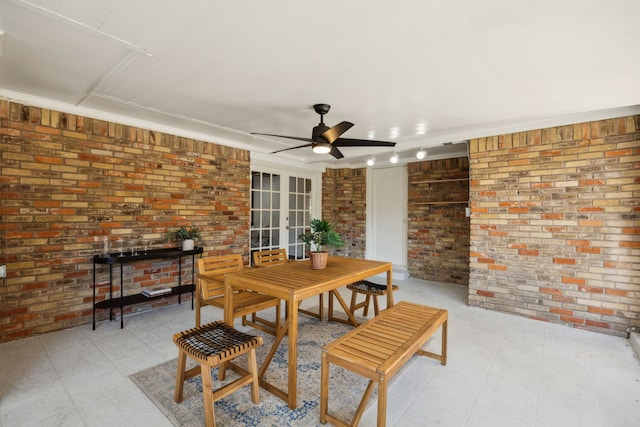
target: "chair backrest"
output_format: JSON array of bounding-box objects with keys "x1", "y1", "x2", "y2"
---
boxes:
[
  {"x1": 252, "y1": 248, "x2": 288, "y2": 268},
  {"x1": 197, "y1": 254, "x2": 243, "y2": 300}
]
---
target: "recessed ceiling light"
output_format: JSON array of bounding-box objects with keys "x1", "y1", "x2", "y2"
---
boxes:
[
  {"x1": 389, "y1": 127, "x2": 399, "y2": 139},
  {"x1": 416, "y1": 123, "x2": 426, "y2": 135},
  {"x1": 366, "y1": 156, "x2": 375, "y2": 167},
  {"x1": 416, "y1": 148, "x2": 426, "y2": 160},
  {"x1": 390, "y1": 152, "x2": 398, "y2": 164}
]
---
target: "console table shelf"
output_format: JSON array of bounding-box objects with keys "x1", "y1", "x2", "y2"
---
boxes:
[
  {"x1": 93, "y1": 284, "x2": 196, "y2": 309},
  {"x1": 92, "y1": 247, "x2": 203, "y2": 329}
]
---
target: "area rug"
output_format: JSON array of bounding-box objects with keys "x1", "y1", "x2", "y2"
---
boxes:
[{"x1": 130, "y1": 315, "x2": 401, "y2": 426}]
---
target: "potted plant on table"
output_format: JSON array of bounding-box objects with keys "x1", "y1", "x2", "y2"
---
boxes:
[
  {"x1": 299, "y1": 218, "x2": 344, "y2": 269},
  {"x1": 168, "y1": 226, "x2": 201, "y2": 251}
]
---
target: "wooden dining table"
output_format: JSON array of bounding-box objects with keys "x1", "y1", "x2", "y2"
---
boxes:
[{"x1": 223, "y1": 255, "x2": 393, "y2": 409}]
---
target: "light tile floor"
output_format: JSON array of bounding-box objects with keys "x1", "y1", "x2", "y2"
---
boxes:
[{"x1": 1, "y1": 279, "x2": 638, "y2": 426}]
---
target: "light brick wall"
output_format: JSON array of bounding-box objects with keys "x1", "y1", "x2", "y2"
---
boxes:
[
  {"x1": 469, "y1": 115, "x2": 640, "y2": 336},
  {"x1": 407, "y1": 157, "x2": 470, "y2": 285},
  {"x1": 0, "y1": 98, "x2": 250, "y2": 342},
  {"x1": 322, "y1": 168, "x2": 367, "y2": 258}
]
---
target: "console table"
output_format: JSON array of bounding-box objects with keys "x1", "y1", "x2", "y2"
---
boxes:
[{"x1": 92, "y1": 247, "x2": 203, "y2": 329}]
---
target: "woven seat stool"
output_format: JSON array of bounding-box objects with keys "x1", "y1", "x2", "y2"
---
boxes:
[
  {"x1": 328, "y1": 280, "x2": 399, "y2": 325},
  {"x1": 173, "y1": 321, "x2": 264, "y2": 427}
]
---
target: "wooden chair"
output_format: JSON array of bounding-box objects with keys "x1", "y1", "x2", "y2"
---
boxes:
[
  {"x1": 252, "y1": 248, "x2": 324, "y2": 320},
  {"x1": 328, "y1": 280, "x2": 399, "y2": 325},
  {"x1": 196, "y1": 254, "x2": 280, "y2": 336},
  {"x1": 173, "y1": 321, "x2": 263, "y2": 427}
]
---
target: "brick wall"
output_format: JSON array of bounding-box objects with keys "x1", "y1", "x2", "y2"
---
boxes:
[
  {"x1": 322, "y1": 168, "x2": 367, "y2": 258},
  {"x1": 407, "y1": 157, "x2": 470, "y2": 285},
  {"x1": 0, "y1": 98, "x2": 250, "y2": 342},
  {"x1": 469, "y1": 115, "x2": 640, "y2": 337}
]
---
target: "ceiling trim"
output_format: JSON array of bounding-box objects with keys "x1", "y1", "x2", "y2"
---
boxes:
[{"x1": 2, "y1": 89, "x2": 639, "y2": 171}]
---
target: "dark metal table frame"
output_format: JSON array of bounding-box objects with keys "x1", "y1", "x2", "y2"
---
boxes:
[{"x1": 92, "y1": 247, "x2": 203, "y2": 329}]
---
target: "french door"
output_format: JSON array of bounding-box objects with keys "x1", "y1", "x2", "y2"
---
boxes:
[{"x1": 250, "y1": 168, "x2": 318, "y2": 264}]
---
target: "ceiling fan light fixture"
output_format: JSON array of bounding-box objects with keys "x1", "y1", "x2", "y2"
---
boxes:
[
  {"x1": 366, "y1": 156, "x2": 375, "y2": 167},
  {"x1": 416, "y1": 148, "x2": 426, "y2": 160},
  {"x1": 312, "y1": 142, "x2": 332, "y2": 154},
  {"x1": 390, "y1": 152, "x2": 399, "y2": 164}
]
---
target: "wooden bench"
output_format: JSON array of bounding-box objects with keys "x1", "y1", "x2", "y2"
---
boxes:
[{"x1": 320, "y1": 301, "x2": 448, "y2": 427}]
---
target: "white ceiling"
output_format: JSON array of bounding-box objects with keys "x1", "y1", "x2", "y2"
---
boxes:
[{"x1": 1, "y1": 0, "x2": 639, "y2": 169}]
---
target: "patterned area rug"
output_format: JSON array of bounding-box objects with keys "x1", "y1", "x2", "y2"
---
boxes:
[{"x1": 130, "y1": 315, "x2": 396, "y2": 426}]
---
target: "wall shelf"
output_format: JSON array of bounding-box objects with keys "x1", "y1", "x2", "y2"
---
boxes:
[
  {"x1": 411, "y1": 178, "x2": 469, "y2": 184},
  {"x1": 413, "y1": 201, "x2": 469, "y2": 205}
]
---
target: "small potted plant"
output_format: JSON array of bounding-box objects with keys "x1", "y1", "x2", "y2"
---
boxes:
[
  {"x1": 168, "y1": 226, "x2": 201, "y2": 251},
  {"x1": 299, "y1": 218, "x2": 344, "y2": 269}
]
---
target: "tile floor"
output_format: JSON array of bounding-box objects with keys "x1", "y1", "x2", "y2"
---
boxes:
[{"x1": 1, "y1": 278, "x2": 639, "y2": 426}]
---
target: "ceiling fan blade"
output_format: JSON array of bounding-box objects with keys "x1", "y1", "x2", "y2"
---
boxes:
[
  {"x1": 321, "y1": 121, "x2": 354, "y2": 144},
  {"x1": 271, "y1": 143, "x2": 313, "y2": 154},
  {"x1": 329, "y1": 145, "x2": 345, "y2": 159},
  {"x1": 251, "y1": 132, "x2": 314, "y2": 144},
  {"x1": 333, "y1": 138, "x2": 396, "y2": 148}
]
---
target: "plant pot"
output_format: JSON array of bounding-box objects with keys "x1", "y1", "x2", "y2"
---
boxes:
[
  {"x1": 310, "y1": 252, "x2": 328, "y2": 270},
  {"x1": 182, "y1": 239, "x2": 195, "y2": 251}
]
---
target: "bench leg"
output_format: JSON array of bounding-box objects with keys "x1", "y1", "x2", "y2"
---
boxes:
[
  {"x1": 377, "y1": 375, "x2": 388, "y2": 427},
  {"x1": 441, "y1": 318, "x2": 448, "y2": 365},
  {"x1": 320, "y1": 352, "x2": 329, "y2": 423},
  {"x1": 352, "y1": 379, "x2": 376, "y2": 426}
]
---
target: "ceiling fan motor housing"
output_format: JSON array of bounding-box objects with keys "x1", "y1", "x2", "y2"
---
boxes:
[
  {"x1": 313, "y1": 104, "x2": 331, "y2": 116},
  {"x1": 312, "y1": 124, "x2": 331, "y2": 141}
]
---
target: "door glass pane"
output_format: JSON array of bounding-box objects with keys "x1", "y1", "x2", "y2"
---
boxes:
[
  {"x1": 251, "y1": 171, "x2": 260, "y2": 189},
  {"x1": 251, "y1": 211, "x2": 260, "y2": 228}
]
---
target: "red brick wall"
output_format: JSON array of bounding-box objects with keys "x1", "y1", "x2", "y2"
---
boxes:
[
  {"x1": 469, "y1": 115, "x2": 640, "y2": 337},
  {"x1": 0, "y1": 99, "x2": 250, "y2": 342},
  {"x1": 322, "y1": 168, "x2": 367, "y2": 258},
  {"x1": 407, "y1": 157, "x2": 470, "y2": 284}
]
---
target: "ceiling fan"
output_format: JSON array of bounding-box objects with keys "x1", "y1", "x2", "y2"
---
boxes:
[{"x1": 251, "y1": 104, "x2": 396, "y2": 159}]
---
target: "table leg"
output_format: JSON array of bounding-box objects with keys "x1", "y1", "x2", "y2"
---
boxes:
[
  {"x1": 224, "y1": 279, "x2": 234, "y2": 327},
  {"x1": 287, "y1": 296, "x2": 298, "y2": 409},
  {"x1": 386, "y1": 267, "x2": 394, "y2": 307}
]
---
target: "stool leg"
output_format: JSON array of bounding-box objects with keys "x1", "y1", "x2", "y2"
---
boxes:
[
  {"x1": 373, "y1": 295, "x2": 380, "y2": 315},
  {"x1": 174, "y1": 349, "x2": 187, "y2": 403},
  {"x1": 201, "y1": 363, "x2": 216, "y2": 427},
  {"x1": 218, "y1": 361, "x2": 228, "y2": 381},
  {"x1": 349, "y1": 290, "x2": 358, "y2": 314},
  {"x1": 363, "y1": 295, "x2": 371, "y2": 316},
  {"x1": 247, "y1": 348, "x2": 260, "y2": 403},
  {"x1": 318, "y1": 293, "x2": 324, "y2": 321}
]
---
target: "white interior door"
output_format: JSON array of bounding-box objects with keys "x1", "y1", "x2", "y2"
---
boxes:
[{"x1": 367, "y1": 166, "x2": 407, "y2": 272}]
